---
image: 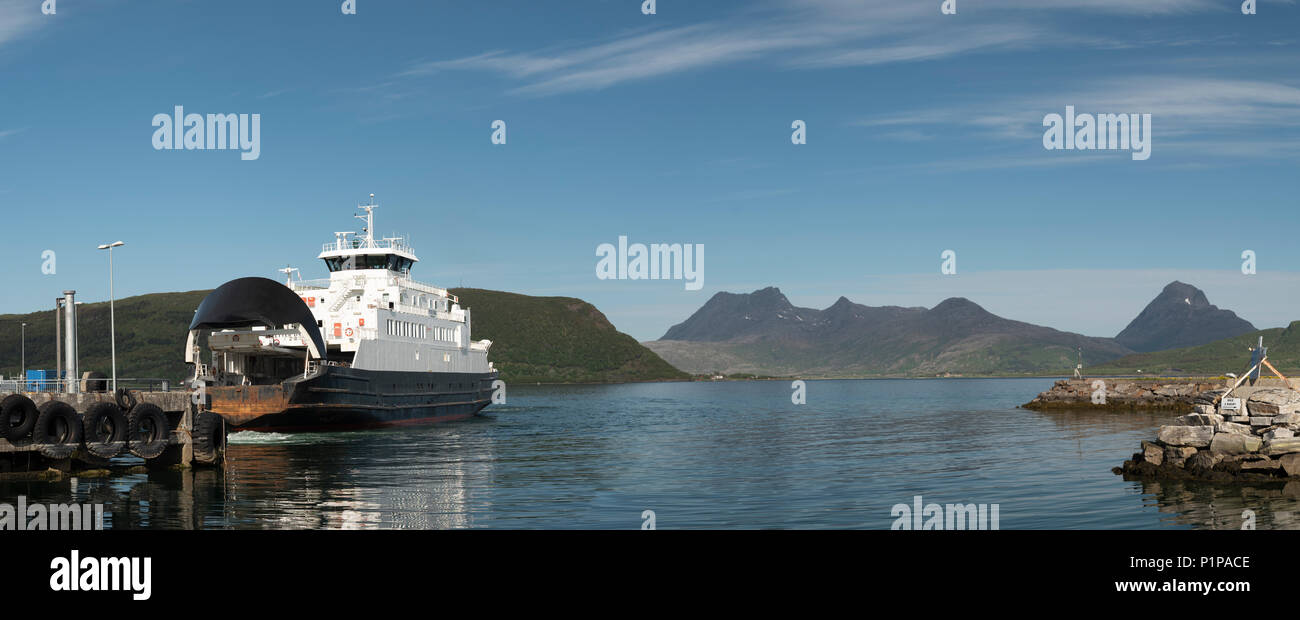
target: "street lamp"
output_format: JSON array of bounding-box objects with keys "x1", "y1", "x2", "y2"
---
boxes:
[
  {"x1": 20, "y1": 322, "x2": 26, "y2": 390},
  {"x1": 97, "y1": 241, "x2": 125, "y2": 392}
]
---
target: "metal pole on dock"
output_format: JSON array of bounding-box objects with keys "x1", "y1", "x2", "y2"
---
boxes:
[
  {"x1": 98, "y1": 240, "x2": 125, "y2": 392},
  {"x1": 64, "y1": 290, "x2": 78, "y2": 394},
  {"x1": 55, "y1": 298, "x2": 62, "y2": 392},
  {"x1": 20, "y1": 322, "x2": 25, "y2": 388}
]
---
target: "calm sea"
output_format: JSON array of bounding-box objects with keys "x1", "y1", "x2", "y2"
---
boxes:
[{"x1": 5, "y1": 378, "x2": 1299, "y2": 529}]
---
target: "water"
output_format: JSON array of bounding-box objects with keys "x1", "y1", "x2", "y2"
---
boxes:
[{"x1": 5, "y1": 378, "x2": 1300, "y2": 529}]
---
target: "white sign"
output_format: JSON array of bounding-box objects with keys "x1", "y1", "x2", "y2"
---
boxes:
[{"x1": 1221, "y1": 397, "x2": 1242, "y2": 411}]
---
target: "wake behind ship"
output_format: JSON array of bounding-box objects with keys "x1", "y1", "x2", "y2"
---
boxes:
[{"x1": 186, "y1": 196, "x2": 499, "y2": 431}]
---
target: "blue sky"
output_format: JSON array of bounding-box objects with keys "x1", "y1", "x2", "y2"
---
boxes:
[{"x1": 1, "y1": 0, "x2": 1298, "y2": 341}]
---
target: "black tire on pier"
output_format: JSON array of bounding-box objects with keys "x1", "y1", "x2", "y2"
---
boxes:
[
  {"x1": 114, "y1": 388, "x2": 139, "y2": 413},
  {"x1": 0, "y1": 394, "x2": 39, "y2": 441},
  {"x1": 33, "y1": 401, "x2": 83, "y2": 460},
  {"x1": 191, "y1": 411, "x2": 226, "y2": 465},
  {"x1": 127, "y1": 403, "x2": 169, "y2": 460},
  {"x1": 82, "y1": 401, "x2": 128, "y2": 459},
  {"x1": 86, "y1": 372, "x2": 109, "y2": 393}
]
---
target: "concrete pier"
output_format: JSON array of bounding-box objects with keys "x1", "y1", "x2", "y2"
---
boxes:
[{"x1": 0, "y1": 389, "x2": 210, "y2": 478}]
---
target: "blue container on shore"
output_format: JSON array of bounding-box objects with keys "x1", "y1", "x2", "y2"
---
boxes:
[{"x1": 24, "y1": 369, "x2": 63, "y2": 392}]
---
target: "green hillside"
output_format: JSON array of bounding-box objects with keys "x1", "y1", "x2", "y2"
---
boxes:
[
  {"x1": 450, "y1": 288, "x2": 688, "y2": 383},
  {"x1": 0, "y1": 290, "x2": 211, "y2": 385},
  {"x1": 1091, "y1": 322, "x2": 1300, "y2": 376},
  {"x1": 0, "y1": 287, "x2": 687, "y2": 386}
]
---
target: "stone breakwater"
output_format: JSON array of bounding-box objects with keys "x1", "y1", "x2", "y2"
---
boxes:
[
  {"x1": 1021, "y1": 379, "x2": 1221, "y2": 412},
  {"x1": 1115, "y1": 388, "x2": 1300, "y2": 482}
]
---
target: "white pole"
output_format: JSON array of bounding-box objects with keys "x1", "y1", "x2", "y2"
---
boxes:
[
  {"x1": 99, "y1": 241, "x2": 124, "y2": 392},
  {"x1": 109, "y1": 246, "x2": 117, "y2": 392},
  {"x1": 20, "y1": 322, "x2": 26, "y2": 390}
]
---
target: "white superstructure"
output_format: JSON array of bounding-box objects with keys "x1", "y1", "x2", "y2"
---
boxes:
[{"x1": 281, "y1": 195, "x2": 493, "y2": 374}]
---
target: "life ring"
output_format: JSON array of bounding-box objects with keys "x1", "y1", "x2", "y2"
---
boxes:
[{"x1": 345, "y1": 328, "x2": 354, "y2": 337}]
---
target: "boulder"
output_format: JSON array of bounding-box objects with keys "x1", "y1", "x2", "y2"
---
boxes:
[
  {"x1": 1158, "y1": 426, "x2": 1215, "y2": 447},
  {"x1": 1173, "y1": 413, "x2": 1223, "y2": 426},
  {"x1": 1210, "y1": 433, "x2": 1262, "y2": 455},
  {"x1": 1227, "y1": 415, "x2": 1251, "y2": 423},
  {"x1": 1282, "y1": 454, "x2": 1300, "y2": 477},
  {"x1": 1186, "y1": 451, "x2": 1217, "y2": 471},
  {"x1": 1246, "y1": 388, "x2": 1300, "y2": 415},
  {"x1": 1215, "y1": 422, "x2": 1253, "y2": 436},
  {"x1": 1263, "y1": 428, "x2": 1295, "y2": 441},
  {"x1": 1250, "y1": 417, "x2": 1275, "y2": 427},
  {"x1": 1242, "y1": 458, "x2": 1282, "y2": 471},
  {"x1": 1164, "y1": 445, "x2": 1198, "y2": 459},
  {"x1": 1193, "y1": 404, "x2": 1217, "y2": 416},
  {"x1": 1142, "y1": 441, "x2": 1164, "y2": 466},
  {"x1": 1276, "y1": 413, "x2": 1300, "y2": 425},
  {"x1": 1264, "y1": 438, "x2": 1300, "y2": 456}
]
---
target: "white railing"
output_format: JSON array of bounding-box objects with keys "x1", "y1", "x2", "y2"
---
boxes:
[
  {"x1": 321, "y1": 237, "x2": 414, "y2": 254},
  {"x1": 290, "y1": 278, "x2": 332, "y2": 291}
]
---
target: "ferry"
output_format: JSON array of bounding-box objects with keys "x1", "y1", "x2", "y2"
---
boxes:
[{"x1": 186, "y1": 195, "x2": 498, "y2": 431}]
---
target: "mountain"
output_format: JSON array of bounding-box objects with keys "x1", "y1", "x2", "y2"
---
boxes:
[
  {"x1": 1093, "y1": 323, "x2": 1300, "y2": 375},
  {"x1": 645, "y1": 288, "x2": 1134, "y2": 377},
  {"x1": 1113, "y1": 281, "x2": 1256, "y2": 353},
  {"x1": 0, "y1": 288, "x2": 686, "y2": 386},
  {"x1": 449, "y1": 288, "x2": 687, "y2": 383}
]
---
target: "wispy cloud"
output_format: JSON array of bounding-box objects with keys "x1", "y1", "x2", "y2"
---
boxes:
[
  {"x1": 0, "y1": 0, "x2": 45, "y2": 48},
  {"x1": 0, "y1": 128, "x2": 25, "y2": 140},
  {"x1": 855, "y1": 76, "x2": 1300, "y2": 159},
  {"x1": 401, "y1": 0, "x2": 1259, "y2": 96}
]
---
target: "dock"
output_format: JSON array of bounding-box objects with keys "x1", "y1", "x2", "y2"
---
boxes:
[{"x1": 0, "y1": 388, "x2": 224, "y2": 479}]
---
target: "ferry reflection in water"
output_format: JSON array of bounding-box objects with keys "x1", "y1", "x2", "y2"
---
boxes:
[{"x1": 0, "y1": 421, "x2": 497, "y2": 530}]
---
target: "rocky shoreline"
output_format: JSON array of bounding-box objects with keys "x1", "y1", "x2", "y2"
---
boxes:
[
  {"x1": 1114, "y1": 388, "x2": 1300, "y2": 482},
  {"x1": 1021, "y1": 379, "x2": 1221, "y2": 412}
]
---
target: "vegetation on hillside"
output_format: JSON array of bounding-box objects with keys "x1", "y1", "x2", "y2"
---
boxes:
[
  {"x1": 0, "y1": 290, "x2": 211, "y2": 384},
  {"x1": 450, "y1": 288, "x2": 688, "y2": 384},
  {"x1": 1091, "y1": 322, "x2": 1300, "y2": 376}
]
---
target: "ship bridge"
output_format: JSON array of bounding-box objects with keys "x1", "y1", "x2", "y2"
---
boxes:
[{"x1": 318, "y1": 198, "x2": 419, "y2": 274}]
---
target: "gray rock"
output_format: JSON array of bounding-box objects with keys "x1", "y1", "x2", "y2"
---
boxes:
[
  {"x1": 1158, "y1": 425, "x2": 1215, "y2": 447},
  {"x1": 1250, "y1": 416, "x2": 1276, "y2": 427},
  {"x1": 1264, "y1": 428, "x2": 1295, "y2": 441},
  {"x1": 1242, "y1": 458, "x2": 1282, "y2": 471},
  {"x1": 1173, "y1": 413, "x2": 1223, "y2": 426},
  {"x1": 1282, "y1": 454, "x2": 1300, "y2": 477},
  {"x1": 1193, "y1": 404, "x2": 1217, "y2": 416},
  {"x1": 1247, "y1": 388, "x2": 1300, "y2": 415},
  {"x1": 1210, "y1": 433, "x2": 1263, "y2": 455},
  {"x1": 1227, "y1": 415, "x2": 1251, "y2": 423},
  {"x1": 1186, "y1": 451, "x2": 1217, "y2": 471},
  {"x1": 1275, "y1": 412, "x2": 1300, "y2": 425},
  {"x1": 1142, "y1": 441, "x2": 1164, "y2": 466},
  {"x1": 1215, "y1": 422, "x2": 1253, "y2": 436},
  {"x1": 1264, "y1": 438, "x2": 1300, "y2": 456}
]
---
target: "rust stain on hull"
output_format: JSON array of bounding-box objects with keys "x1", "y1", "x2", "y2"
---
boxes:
[{"x1": 208, "y1": 385, "x2": 292, "y2": 427}]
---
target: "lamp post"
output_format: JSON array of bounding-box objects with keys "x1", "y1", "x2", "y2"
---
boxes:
[
  {"x1": 97, "y1": 241, "x2": 125, "y2": 392},
  {"x1": 20, "y1": 322, "x2": 26, "y2": 390}
]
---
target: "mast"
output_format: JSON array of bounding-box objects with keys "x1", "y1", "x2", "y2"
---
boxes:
[{"x1": 356, "y1": 193, "x2": 377, "y2": 248}]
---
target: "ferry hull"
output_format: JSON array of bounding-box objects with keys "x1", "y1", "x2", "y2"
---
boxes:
[{"x1": 208, "y1": 366, "x2": 498, "y2": 432}]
